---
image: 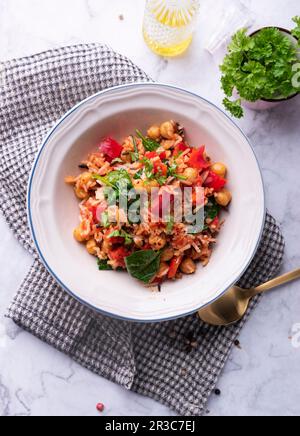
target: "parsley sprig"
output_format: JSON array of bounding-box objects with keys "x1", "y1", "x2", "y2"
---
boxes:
[{"x1": 220, "y1": 19, "x2": 300, "y2": 118}]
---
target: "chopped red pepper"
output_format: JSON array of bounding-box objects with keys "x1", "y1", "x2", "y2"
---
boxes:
[
  {"x1": 98, "y1": 137, "x2": 122, "y2": 163},
  {"x1": 204, "y1": 171, "x2": 227, "y2": 191},
  {"x1": 188, "y1": 146, "x2": 210, "y2": 170},
  {"x1": 159, "y1": 151, "x2": 167, "y2": 160},
  {"x1": 109, "y1": 246, "x2": 131, "y2": 268},
  {"x1": 168, "y1": 256, "x2": 183, "y2": 279}
]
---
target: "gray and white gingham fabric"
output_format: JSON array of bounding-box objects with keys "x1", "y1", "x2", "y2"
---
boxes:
[{"x1": 0, "y1": 44, "x2": 285, "y2": 416}]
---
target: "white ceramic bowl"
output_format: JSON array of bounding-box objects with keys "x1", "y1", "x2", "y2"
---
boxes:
[{"x1": 28, "y1": 83, "x2": 265, "y2": 322}]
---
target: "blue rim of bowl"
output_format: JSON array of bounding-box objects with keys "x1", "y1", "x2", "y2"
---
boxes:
[{"x1": 27, "y1": 82, "x2": 266, "y2": 323}]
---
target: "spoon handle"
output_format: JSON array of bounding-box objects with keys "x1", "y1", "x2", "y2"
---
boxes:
[{"x1": 251, "y1": 268, "x2": 300, "y2": 296}]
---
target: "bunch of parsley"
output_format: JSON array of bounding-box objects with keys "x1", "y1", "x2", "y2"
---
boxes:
[{"x1": 220, "y1": 17, "x2": 300, "y2": 118}]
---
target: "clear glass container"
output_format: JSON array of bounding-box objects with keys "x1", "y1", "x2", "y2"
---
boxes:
[{"x1": 143, "y1": 0, "x2": 200, "y2": 57}]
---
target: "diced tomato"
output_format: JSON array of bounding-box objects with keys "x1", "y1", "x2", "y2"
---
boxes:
[
  {"x1": 168, "y1": 257, "x2": 183, "y2": 279},
  {"x1": 89, "y1": 202, "x2": 107, "y2": 223},
  {"x1": 145, "y1": 151, "x2": 167, "y2": 161},
  {"x1": 173, "y1": 142, "x2": 190, "y2": 157},
  {"x1": 211, "y1": 216, "x2": 220, "y2": 227},
  {"x1": 109, "y1": 236, "x2": 125, "y2": 245},
  {"x1": 153, "y1": 161, "x2": 168, "y2": 177},
  {"x1": 188, "y1": 146, "x2": 210, "y2": 170},
  {"x1": 109, "y1": 246, "x2": 131, "y2": 268},
  {"x1": 98, "y1": 137, "x2": 122, "y2": 163},
  {"x1": 192, "y1": 188, "x2": 204, "y2": 207},
  {"x1": 145, "y1": 151, "x2": 158, "y2": 159},
  {"x1": 93, "y1": 202, "x2": 108, "y2": 223},
  {"x1": 204, "y1": 171, "x2": 227, "y2": 191}
]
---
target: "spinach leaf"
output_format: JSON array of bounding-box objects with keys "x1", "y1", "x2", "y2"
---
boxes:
[
  {"x1": 136, "y1": 130, "x2": 160, "y2": 152},
  {"x1": 125, "y1": 250, "x2": 161, "y2": 283},
  {"x1": 94, "y1": 170, "x2": 133, "y2": 199}
]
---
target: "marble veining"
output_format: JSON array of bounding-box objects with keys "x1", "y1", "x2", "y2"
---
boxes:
[{"x1": 0, "y1": 0, "x2": 300, "y2": 417}]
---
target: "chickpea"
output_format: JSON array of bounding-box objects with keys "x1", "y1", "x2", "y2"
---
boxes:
[
  {"x1": 73, "y1": 227, "x2": 86, "y2": 243},
  {"x1": 121, "y1": 151, "x2": 132, "y2": 163},
  {"x1": 211, "y1": 162, "x2": 227, "y2": 178},
  {"x1": 134, "y1": 236, "x2": 144, "y2": 248},
  {"x1": 157, "y1": 262, "x2": 170, "y2": 279},
  {"x1": 64, "y1": 176, "x2": 77, "y2": 185},
  {"x1": 79, "y1": 172, "x2": 93, "y2": 185},
  {"x1": 133, "y1": 179, "x2": 145, "y2": 191},
  {"x1": 86, "y1": 239, "x2": 98, "y2": 255},
  {"x1": 182, "y1": 167, "x2": 198, "y2": 185},
  {"x1": 147, "y1": 125, "x2": 161, "y2": 140},
  {"x1": 74, "y1": 187, "x2": 88, "y2": 200},
  {"x1": 149, "y1": 234, "x2": 167, "y2": 251},
  {"x1": 160, "y1": 121, "x2": 177, "y2": 140},
  {"x1": 161, "y1": 140, "x2": 176, "y2": 150},
  {"x1": 215, "y1": 189, "x2": 232, "y2": 207},
  {"x1": 180, "y1": 257, "x2": 196, "y2": 275},
  {"x1": 161, "y1": 247, "x2": 174, "y2": 262},
  {"x1": 191, "y1": 248, "x2": 202, "y2": 260}
]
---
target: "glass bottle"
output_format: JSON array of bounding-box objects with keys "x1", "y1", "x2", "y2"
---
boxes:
[{"x1": 143, "y1": 0, "x2": 200, "y2": 57}]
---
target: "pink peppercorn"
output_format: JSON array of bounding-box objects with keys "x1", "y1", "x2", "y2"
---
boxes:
[{"x1": 96, "y1": 403, "x2": 105, "y2": 413}]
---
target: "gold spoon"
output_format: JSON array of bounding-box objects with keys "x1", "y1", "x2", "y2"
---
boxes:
[{"x1": 198, "y1": 268, "x2": 300, "y2": 326}]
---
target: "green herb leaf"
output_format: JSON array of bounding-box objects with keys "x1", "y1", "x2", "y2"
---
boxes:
[
  {"x1": 108, "y1": 229, "x2": 133, "y2": 246},
  {"x1": 136, "y1": 130, "x2": 160, "y2": 151},
  {"x1": 141, "y1": 158, "x2": 154, "y2": 179},
  {"x1": 130, "y1": 152, "x2": 140, "y2": 162},
  {"x1": 167, "y1": 163, "x2": 187, "y2": 181},
  {"x1": 205, "y1": 198, "x2": 221, "y2": 221},
  {"x1": 101, "y1": 211, "x2": 110, "y2": 228},
  {"x1": 111, "y1": 158, "x2": 123, "y2": 165},
  {"x1": 133, "y1": 169, "x2": 143, "y2": 180},
  {"x1": 92, "y1": 174, "x2": 113, "y2": 187},
  {"x1": 220, "y1": 26, "x2": 300, "y2": 117},
  {"x1": 166, "y1": 216, "x2": 175, "y2": 235},
  {"x1": 223, "y1": 98, "x2": 244, "y2": 119},
  {"x1": 97, "y1": 259, "x2": 113, "y2": 271},
  {"x1": 97, "y1": 259, "x2": 123, "y2": 271},
  {"x1": 292, "y1": 16, "x2": 300, "y2": 43},
  {"x1": 94, "y1": 170, "x2": 133, "y2": 201},
  {"x1": 125, "y1": 250, "x2": 161, "y2": 283}
]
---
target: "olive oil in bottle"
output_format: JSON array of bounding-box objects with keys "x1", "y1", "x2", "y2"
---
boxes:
[{"x1": 143, "y1": 0, "x2": 200, "y2": 57}]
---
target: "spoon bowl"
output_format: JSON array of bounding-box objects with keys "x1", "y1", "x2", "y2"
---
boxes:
[{"x1": 198, "y1": 268, "x2": 300, "y2": 326}]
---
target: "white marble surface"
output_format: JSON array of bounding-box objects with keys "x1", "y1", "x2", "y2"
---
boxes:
[{"x1": 1, "y1": 0, "x2": 300, "y2": 417}]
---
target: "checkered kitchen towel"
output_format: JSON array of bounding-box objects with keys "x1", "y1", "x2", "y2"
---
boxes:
[{"x1": 0, "y1": 44, "x2": 285, "y2": 416}]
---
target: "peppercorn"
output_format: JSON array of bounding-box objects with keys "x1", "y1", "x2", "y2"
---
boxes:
[{"x1": 96, "y1": 403, "x2": 105, "y2": 413}]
